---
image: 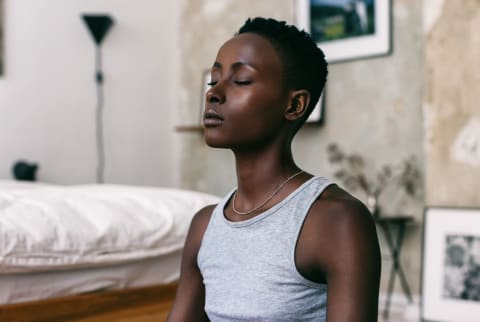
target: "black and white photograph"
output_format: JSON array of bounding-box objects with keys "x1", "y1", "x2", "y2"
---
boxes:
[
  {"x1": 443, "y1": 235, "x2": 480, "y2": 302},
  {"x1": 423, "y1": 207, "x2": 480, "y2": 322}
]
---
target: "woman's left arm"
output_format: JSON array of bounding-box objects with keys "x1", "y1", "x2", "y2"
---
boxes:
[{"x1": 313, "y1": 198, "x2": 382, "y2": 322}]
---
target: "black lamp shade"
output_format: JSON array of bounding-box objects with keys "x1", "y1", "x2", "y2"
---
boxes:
[{"x1": 82, "y1": 14, "x2": 114, "y2": 45}]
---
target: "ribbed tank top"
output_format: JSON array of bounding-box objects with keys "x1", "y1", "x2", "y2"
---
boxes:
[{"x1": 197, "y1": 176, "x2": 333, "y2": 322}]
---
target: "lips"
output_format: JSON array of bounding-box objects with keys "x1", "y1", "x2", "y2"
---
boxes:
[{"x1": 203, "y1": 109, "x2": 224, "y2": 127}]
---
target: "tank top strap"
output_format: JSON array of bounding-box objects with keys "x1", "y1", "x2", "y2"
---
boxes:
[{"x1": 288, "y1": 176, "x2": 334, "y2": 222}]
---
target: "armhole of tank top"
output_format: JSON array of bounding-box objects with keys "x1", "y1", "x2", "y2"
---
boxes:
[
  {"x1": 197, "y1": 190, "x2": 234, "y2": 268},
  {"x1": 196, "y1": 206, "x2": 216, "y2": 270},
  {"x1": 290, "y1": 181, "x2": 335, "y2": 289}
]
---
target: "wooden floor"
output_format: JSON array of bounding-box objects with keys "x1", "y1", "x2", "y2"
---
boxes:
[
  {"x1": 0, "y1": 283, "x2": 177, "y2": 322},
  {"x1": 72, "y1": 298, "x2": 174, "y2": 322}
]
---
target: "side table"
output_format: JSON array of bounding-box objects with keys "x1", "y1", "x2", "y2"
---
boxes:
[{"x1": 375, "y1": 215, "x2": 414, "y2": 320}]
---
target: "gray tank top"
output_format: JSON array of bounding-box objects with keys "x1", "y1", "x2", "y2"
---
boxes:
[{"x1": 198, "y1": 176, "x2": 333, "y2": 322}]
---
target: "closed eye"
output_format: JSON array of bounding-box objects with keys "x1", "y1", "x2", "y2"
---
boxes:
[
  {"x1": 207, "y1": 81, "x2": 217, "y2": 86},
  {"x1": 234, "y1": 80, "x2": 252, "y2": 85}
]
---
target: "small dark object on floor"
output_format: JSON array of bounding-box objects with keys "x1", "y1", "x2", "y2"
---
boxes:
[{"x1": 12, "y1": 160, "x2": 38, "y2": 181}]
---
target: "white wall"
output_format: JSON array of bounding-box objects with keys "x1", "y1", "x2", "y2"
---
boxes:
[{"x1": 0, "y1": 0, "x2": 179, "y2": 187}]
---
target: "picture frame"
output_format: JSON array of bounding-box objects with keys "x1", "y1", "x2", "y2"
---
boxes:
[
  {"x1": 200, "y1": 70, "x2": 325, "y2": 126},
  {"x1": 296, "y1": 0, "x2": 392, "y2": 63},
  {"x1": 306, "y1": 91, "x2": 325, "y2": 124},
  {"x1": 422, "y1": 207, "x2": 480, "y2": 322}
]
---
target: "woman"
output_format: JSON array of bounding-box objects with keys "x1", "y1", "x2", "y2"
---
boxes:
[{"x1": 168, "y1": 17, "x2": 381, "y2": 322}]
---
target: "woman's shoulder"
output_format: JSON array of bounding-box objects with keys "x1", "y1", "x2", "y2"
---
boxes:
[
  {"x1": 183, "y1": 204, "x2": 218, "y2": 252},
  {"x1": 296, "y1": 183, "x2": 381, "y2": 284},
  {"x1": 306, "y1": 184, "x2": 377, "y2": 244},
  {"x1": 191, "y1": 204, "x2": 217, "y2": 232},
  {"x1": 313, "y1": 183, "x2": 372, "y2": 221}
]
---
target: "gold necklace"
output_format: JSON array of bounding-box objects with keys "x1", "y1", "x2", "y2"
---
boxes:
[{"x1": 232, "y1": 170, "x2": 304, "y2": 215}]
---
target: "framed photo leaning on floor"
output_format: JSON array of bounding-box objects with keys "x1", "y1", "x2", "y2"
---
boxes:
[{"x1": 422, "y1": 207, "x2": 480, "y2": 322}]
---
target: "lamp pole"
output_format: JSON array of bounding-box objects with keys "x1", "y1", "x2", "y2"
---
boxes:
[{"x1": 81, "y1": 14, "x2": 114, "y2": 184}]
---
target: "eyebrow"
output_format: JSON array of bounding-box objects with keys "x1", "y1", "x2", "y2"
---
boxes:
[{"x1": 212, "y1": 61, "x2": 257, "y2": 70}]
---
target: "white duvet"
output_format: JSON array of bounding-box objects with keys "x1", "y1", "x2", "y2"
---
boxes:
[{"x1": 0, "y1": 181, "x2": 220, "y2": 273}]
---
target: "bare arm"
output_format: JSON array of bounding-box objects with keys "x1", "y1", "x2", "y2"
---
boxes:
[
  {"x1": 323, "y1": 201, "x2": 381, "y2": 321},
  {"x1": 298, "y1": 186, "x2": 381, "y2": 322},
  {"x1": 166, "y1": 205, "x2": 215, "y2": 322}
]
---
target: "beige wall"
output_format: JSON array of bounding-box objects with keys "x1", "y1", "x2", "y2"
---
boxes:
[
  {"x1": 424, "y1": 0, "x2": 480, "y2": 207},
  {"x1": 178, "y1": 0, "x2": 427, "y2": 296}
]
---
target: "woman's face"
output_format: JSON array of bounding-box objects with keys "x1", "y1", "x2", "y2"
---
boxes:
[{"x1": 203, "y1": 32, "x2": 290, "y2": 150}]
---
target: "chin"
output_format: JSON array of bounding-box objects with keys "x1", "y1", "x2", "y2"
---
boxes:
[
  {"x1": 204, "y1": 131, "x2": 229, "y2": 149},
  {"x1": 203, "y1": 125, "x2": 238, "y2": 148},
  {"x1": 204, "y1": 138, "x2": 230, "y2": 149},
  {"x1": 204, "y1": 128, "x2": 260, "y2": 150}
]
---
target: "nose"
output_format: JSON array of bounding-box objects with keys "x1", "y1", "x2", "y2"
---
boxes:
[{"x1": 206, "y1": 83, "x2": 225, "y2": 104}]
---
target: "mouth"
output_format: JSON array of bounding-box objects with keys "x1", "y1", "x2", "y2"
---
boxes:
[{"x1": 203, "y1": 109, "x2": 224, "y2": 127}]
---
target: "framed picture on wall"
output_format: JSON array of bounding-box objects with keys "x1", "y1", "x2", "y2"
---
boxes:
[
  {"x1": 306, "y1": 91, "x2": 325, "y2": 124},
  {"x1": 422, "y1": 207, "x2": 480, "y2": 322},
  {"x1": 296, "y1": 0, "x2": 392, "y2": 63}
]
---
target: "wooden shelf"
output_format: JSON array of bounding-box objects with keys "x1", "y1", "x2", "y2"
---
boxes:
[{"x1": 175, "y1": 125, "x2": 203, "y2": 132}]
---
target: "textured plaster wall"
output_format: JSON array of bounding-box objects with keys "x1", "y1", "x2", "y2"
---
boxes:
[
  {"x1": 424, "y1": 0, "x2": 480, "y2": 206},
  {"x1": 179, "y1": 0, "x2": 425, "y2": 294}
]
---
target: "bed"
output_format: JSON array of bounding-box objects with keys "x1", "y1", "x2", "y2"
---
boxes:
[{"x1": 0, "y1": 180, "x2": 220, "y2": 320}]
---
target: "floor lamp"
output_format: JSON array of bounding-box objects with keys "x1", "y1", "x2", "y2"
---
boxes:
[{"x1": 81, "y1": 14, "x2": 114, "y2": 184}]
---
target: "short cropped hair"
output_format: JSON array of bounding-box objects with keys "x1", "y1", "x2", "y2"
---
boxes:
[{"x1": 237, "y1": 17, "x2": 328, "y2": 132}]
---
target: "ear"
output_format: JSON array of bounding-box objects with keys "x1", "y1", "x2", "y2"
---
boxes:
[{"x1": 284, "y1": 90, "x2": 311, "y2": 121}]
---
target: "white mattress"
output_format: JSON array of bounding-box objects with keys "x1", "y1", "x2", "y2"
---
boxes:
[
  {"x1": 0, "y1": 180, "x2": 220, "y2": 304},
  {"x1": 0, "y1": 181, "x2": 220, "y2": 273},
  {"x1": 0, "y1": 250, "x2": 181, "y2": 304}
]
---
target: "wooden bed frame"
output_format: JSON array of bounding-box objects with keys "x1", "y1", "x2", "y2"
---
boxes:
[{"x1": 0, "y1": 282, "x2": 178, "y2": 322}]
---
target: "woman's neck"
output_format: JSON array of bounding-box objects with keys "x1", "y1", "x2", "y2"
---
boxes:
[{"x1": 233, "y1": 146, "x2": 300, "y2": 207}]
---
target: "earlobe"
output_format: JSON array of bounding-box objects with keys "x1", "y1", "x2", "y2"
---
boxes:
[{"x1": 285, "y1": 90, "x2": 310, "y2": 121}]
